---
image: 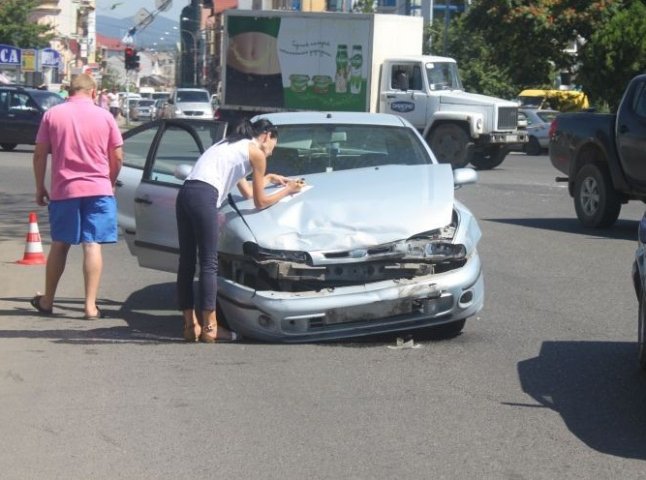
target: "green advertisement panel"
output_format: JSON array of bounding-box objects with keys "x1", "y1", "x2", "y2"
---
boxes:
[{"x1": 225, "y1": 15, "x2": 370, "y2": 112}]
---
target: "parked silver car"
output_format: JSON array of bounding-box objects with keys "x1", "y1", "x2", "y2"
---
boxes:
[
  {"x1": 115, "y1": 112, "x2": 484, "y2": 342},
  {"x1": 519, "y1": 108, "x2": 559, "y2": 155},
  {"x1": 164, "y1": 88, "x2": 213, "y2": 119}
]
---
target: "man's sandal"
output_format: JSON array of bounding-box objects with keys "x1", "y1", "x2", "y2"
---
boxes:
[{"x1": 30, "y1": 295, "x2": 53, "y2": 315}]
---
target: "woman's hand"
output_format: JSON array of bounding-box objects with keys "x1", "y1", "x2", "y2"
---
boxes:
[
  {"x1": 285, "y1": 178, "x2": 305, "y2": 194},
  {"x1": 267, "y1": 173, "x2": 288, "y2": 186}
]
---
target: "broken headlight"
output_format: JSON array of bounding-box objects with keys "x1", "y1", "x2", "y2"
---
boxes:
[
  {"x1": 243, "y1": 242, "x2": 311, "y2": 264},
  {"x1": 423, "y1": 242, "x2": 466, "y2": 262}
]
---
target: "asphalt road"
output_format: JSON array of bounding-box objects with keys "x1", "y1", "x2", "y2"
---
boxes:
[{"x1": 1, "y1": 147, "x2": 645, "y2": 479}]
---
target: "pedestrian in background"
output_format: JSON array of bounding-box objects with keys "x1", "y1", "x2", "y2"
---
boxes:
[
  {"x1": 58, "y1": 84, "x2": 69, "y2": 100},
  {"x1": 108, "y1": 88, "x2": 119, "y2": 118},
  {"x1": 30, "y1": 73, "x2": 123, "y2": 320},
  {"x1": 176, "y1": 118, "x2": 304, "y2": 342}
]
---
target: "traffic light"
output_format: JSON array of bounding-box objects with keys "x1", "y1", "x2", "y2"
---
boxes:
[
  {"x1": 124, "y1": 47, "x2": 139, "y2": 71},
  {"x1": 124, "y1": 47, "x2": 135, "y2": 70}
]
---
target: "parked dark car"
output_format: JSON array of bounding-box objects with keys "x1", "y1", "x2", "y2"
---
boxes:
[{"x1": 0, "y1": 85, "x2": 64, "y2": 151}]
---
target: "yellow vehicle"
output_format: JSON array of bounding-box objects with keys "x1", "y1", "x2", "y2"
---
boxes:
[{"x1": 518, "y1": 89, "x2": 589, "y2": 112}]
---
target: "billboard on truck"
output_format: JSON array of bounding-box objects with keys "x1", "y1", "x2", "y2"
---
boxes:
[{"x1": 223, "y1": 12, "x2": 373, "y2": 112}]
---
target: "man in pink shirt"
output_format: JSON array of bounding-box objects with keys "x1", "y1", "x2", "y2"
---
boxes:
[{"x1": 31, "y1": 73, "x2": 124, "y2": 320}]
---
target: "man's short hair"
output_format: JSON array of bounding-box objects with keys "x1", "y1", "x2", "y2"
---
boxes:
[{"x1": 70, "y1": 74, "x2": 96, "y2": 95}]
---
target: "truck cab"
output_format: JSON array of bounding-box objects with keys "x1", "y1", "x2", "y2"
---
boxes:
[{"x1": 380, "y1": 56, "x2": 526, "y2": 169}]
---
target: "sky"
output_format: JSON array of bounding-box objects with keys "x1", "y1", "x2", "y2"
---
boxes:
[{"x1": 94, "y1": 0, "x2": 190, "y2": 22}]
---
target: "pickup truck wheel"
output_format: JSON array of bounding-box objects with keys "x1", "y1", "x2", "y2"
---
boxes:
[
  {"x1": 1, "y1": 143, "x2": 17, "y2": 151},
  {"x1": 525, "y1": 136, "x2": 542, "y2": 156},
  {"x1": 574, "y1": 163, "x2": 621, "y2": 228},
  {"x1": 428, "y1": 124, "x2": 470, "y2": 168},
  {"x1": 469, "y1": 146, "x2": 508, "y2": 170}
]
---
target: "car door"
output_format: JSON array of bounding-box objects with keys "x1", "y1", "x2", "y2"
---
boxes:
[
  {"x1": 381, "y1": 63, "x2": 428, "y2": 129},
  {"x1": 8, "y1": 91, "x2": 40, "y2": 144},
  {"x1": 132, "y1": 120, "x2": 227, "y2": 273},
  {"x1": 115, "y1": 121, "x2": 163, "y2": 255},
  {"x1": 617, "y1": 78, "x2": 646, "y2": 185}
]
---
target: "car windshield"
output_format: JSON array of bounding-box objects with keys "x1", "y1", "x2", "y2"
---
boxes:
[
  {"x1": 425, "y1": 62, "x2": 463, "y2": 91},
  {"x1": 268, "y1": 124, "x2": 431, "y2": 177},
  {"x1": 31, "y1": 91, "x2": 64, "y2": 110},
  {"x1": 176, "y1": 91, "x2": 209, "y2": 103}
]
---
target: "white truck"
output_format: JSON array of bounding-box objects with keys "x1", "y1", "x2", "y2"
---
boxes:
[{"x1": 220, "y1": 10, "x2": 526, "y2": 169}]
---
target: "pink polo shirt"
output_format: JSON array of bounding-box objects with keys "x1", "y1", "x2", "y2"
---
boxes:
[{"x1": 36, "y1": 95, "x2": 123, "y2": 200}]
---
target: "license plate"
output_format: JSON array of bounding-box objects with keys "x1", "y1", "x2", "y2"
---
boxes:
[{"x1": 505, "y1": 134, "x2": 519, "y2": 142}]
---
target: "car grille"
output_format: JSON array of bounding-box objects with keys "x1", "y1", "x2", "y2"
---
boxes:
[
  {"x1": 184, "y1": 111, "x2": 206, "y2": 116},
  {"x1": 497, "y1": 106, "x2": 518, "y2": 130}
]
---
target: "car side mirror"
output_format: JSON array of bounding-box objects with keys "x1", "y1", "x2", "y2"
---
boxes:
[{"x1": 453, "y1": 167, "x2": 478, "y2": 187}]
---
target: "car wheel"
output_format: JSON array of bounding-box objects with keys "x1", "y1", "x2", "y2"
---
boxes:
[
  {"x1": 525, "y1": 136, "x2": 542, "y2": 156},
  {"x1": 428, "y1": 124, "x2": 471, "y2": 169},
  {"x1": 1, "y1": 143, "x2": 17, "y2": 151},
  {"x1": 469, "y1": 146, "x2": 508, "y2": 170},
  {"x1": 639, "y1": 290, "x2": 646, "y2": 371},
  {"x1": 573, "y1": 163, "x2": 621, "y2": 228},
  {"x1": 430, "y1": 319, "x2": 466, "y2": 338}
]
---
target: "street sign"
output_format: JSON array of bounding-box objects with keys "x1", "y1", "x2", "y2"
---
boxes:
[
  {"x1": 155, "y1": 0, "x2": 172, "y2": 12},
  {"x1": 134, "y1": 8, "x2": 154, "y2": 28},
  {"x1": 0, "y1": 44, "x2": 21, "y2": 66},
  {"x1": 40, "y1": 48, "x2": 61, "y2": 68},
  {"x1": 21, "y1": 49, "x2": 37, "y2": 72}
]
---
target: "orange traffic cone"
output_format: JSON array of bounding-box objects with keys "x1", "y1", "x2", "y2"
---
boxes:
[{"x1": 16, "y1": 212, "x2": 47, "y2": 265}]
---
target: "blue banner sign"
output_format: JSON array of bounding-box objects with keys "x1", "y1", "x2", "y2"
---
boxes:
[
  {"x1": 0, "y1": 44, "x2": 21, "y2": 66},
  {"x1": 40, "y1": 48, "x2": 61, "y2": 68}
]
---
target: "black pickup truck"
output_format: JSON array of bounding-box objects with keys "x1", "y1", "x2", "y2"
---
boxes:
[{"x1": 549, "y1": 74, "x2": 646, "y2": 227}]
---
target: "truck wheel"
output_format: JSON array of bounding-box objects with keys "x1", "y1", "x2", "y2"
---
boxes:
[
  {"x1": 639, "y1": 290, "x2": 646, "y2": 371},
  {"x1": 573, "y1": 163, "x2": 621, "y2": 228},
  {"x1": 469, "y1": 146, "x2": 508, "y2": 170},
  {"x1": 525, "y1": 136, "x2": 541, "y2": 156},
  {"x1": 1, "y1": 143, "x2": 17, "y2": 151},
  {"x1": 428, "y1": 124, "x2": 470, "y2": 168}
]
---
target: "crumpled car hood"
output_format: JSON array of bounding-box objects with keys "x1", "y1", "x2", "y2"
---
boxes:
[{"x1": 222, "y1": 164, "x2": 455, "y2": 253}]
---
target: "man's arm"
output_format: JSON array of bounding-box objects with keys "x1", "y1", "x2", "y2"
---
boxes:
[
  {"x1": 108, "y1": 146, "x2": 124, "y2": 188},
  {"x1": 32, "y1": 142, "x2": 50, "y2": 206}
]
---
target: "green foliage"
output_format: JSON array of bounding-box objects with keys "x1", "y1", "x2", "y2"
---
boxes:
[
  {"x1": 0, "y1": 0, "x2": 54, "y2": 47},
  {"x1": 463, "y1": 0, "x2": 621, "y2": 92},
  {"x1": 425, "y1": 17, "x2": 517, "y2": 99},
  {"x1": 352, "y1": 0, "x2": 376, "y2": 13},
  {"x1": 576, "y1": 1, "x2": 646, "y2": 111}
]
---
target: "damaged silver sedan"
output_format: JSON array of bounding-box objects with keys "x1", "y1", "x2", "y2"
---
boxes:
[{"x1": 117, "y1": 112, "x2": 484, "y2": 342}]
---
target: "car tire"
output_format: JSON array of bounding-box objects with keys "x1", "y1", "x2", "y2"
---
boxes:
[
  {"x1": 1, "y1": 143, "x2": 17, "y2": 151},
  {"x1": 639, "y1": 289, "x2": 646, "y2": 371},
  {"x1": 428, "y1": 124, "x2": 471, "y2": 169},
  {"x1": 573, "y1": 163, "x2": 621, "y2": 228},
  {"x1": 469, "y1": 146, "x2": 508, "y2": 170},
  {"x1": 525, "y1": 136, "x2": 542, "y2": 156},
  {"x1": 430, "y1": 319, "x2": 466, "y2": 338}
]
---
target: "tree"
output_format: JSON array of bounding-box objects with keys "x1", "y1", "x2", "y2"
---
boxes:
[
  {"x1": 352, "y1": 0, "x2": 376, "y2": 13},
  {"x1": 463, "y1": 0, "x2": 621, "y2": 90},
  {"x1": 0, "y1": 0, "x2": 54, "y2": 48},
  {"x1": 425, "y1": 16, "x2": 517, "y2": 99},
  {"x1": 576, "y1": 1, "x2": 646, "y2": 111}
]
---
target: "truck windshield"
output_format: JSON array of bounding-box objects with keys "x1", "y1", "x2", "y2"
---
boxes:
[{"x1": 426, "y1": 62, "x2": 462, "y2": 91}]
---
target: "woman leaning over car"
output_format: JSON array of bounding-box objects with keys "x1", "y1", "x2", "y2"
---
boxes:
[{"x1": 176, "y1": 118, "x2": 304, "y2": 343}]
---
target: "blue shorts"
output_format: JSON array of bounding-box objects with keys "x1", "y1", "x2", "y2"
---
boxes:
[{"x1": 48, "y1": 196, "x2": 118, "y2": 244}]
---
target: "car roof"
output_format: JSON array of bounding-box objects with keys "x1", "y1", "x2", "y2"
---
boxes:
[{"x1": 254, "y1": 111, "x2": 411, "y2": 127}]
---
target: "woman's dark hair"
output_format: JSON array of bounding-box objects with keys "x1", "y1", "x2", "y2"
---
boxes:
[{"x1": 223, "y1": 118, "x2": 278, "y2": 144}]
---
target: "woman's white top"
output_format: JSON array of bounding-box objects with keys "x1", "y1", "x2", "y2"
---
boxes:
[{"x1": 186, "y1": 138, "x2": 253, "y2": 207}]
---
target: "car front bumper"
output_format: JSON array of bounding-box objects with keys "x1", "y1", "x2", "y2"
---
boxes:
[{"x1": 218, "y1": 251, "x2": 484, "y2": 343}]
